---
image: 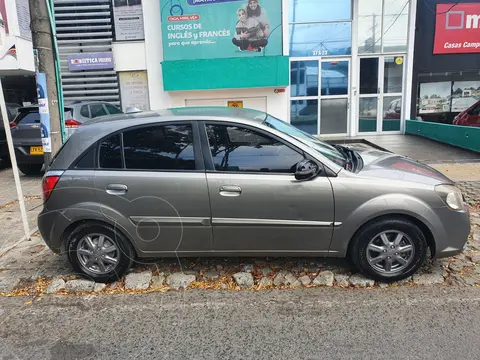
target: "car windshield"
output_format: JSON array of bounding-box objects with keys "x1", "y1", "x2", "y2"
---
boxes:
[{"x1": 263, "y1": 115, "x2": 346, "y2": 167}]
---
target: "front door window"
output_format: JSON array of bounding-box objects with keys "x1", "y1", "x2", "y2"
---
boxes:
[{"x1": 206, "y1": 124, "x2": 304, "y2": 173}]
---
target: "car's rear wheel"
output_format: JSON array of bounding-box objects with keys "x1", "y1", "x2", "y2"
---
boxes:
[
  {"x1": 18, "y1": 164, "x2": 43, "y2": 175},
  {"x1": 350, "y1": 217, "x2": 428, "y2": 282},
  {"x1": 66, "y1": 223, "x2": 135, "y2": 283}
]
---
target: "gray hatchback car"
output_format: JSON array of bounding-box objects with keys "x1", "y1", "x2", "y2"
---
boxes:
[{"x1": 38, "y1": 107, "x2": 470, "y2": 283}]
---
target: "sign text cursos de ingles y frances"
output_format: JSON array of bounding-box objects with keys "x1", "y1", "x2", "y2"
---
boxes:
[{"x1": 160, "y1": 0, "x2": 282, "y2": 61}]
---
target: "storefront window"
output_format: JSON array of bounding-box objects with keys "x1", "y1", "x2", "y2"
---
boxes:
[
  {"x1": 288, "y1": 0, "x2": 352, "y2": 23},
  {"x1": 358, "y1": 0, "x2": 409, "y2": 54},
  {"x1": 290, "y1": 61, "x2": 319, "y2": 97},
  {"x1": 321, "y1": 61, "x2": 349, "y2": 96},
  {"x1": 416, "y1": 72, "x2": 480, "y2": 126},
  {"x1": 290, "y1": 99, "x2": 318, "y2": 134},
  {"x1": 288, "y1": 0, "x2": 352, "y2": 57},
  {"x1": 382, "y1": 96, "x2": 402, "y2": 131},
  {"x1": 382, "y1": 0, "x2": 409, "y2": 53},
  {"x1": 320, "y1": 98, "x2": 348, "y2": 134},
  {"x1": 358, "y1": 98, "x2": 378, "y2": 132},
  {"x1": 359, "y1": 58, "x2": 379, "y2": 94},
  {"x1": 358, "y1": 0, "x2": 382, "y2": 54},
  {"x1": 384, "y1": 57, "x2": 403, "y2": 93},
  {"x1": 289, "y1": 22, "x2": 352, "y2": 57}
]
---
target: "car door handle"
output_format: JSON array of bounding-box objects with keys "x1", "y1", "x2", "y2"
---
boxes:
[
  {"x1": 106, "y1": 184, "x2": 128, "y2": 195},
  {"x1": 219, "y1": 185, "x2": 242, "y2": 197}
]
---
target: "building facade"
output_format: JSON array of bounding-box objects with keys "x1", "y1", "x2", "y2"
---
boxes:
[
  {"x1": 0, "y1": 0, "x2": 36, "y2": 107},
  {"x1": 54, "y1": 0, "x2": 420, "y2": 137}
]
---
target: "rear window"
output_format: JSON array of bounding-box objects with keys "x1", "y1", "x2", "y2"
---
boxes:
[
  {"x1": 64, "y1": 108, "x2": 73, "y2": 120},
  {"x1": 75, "y1": 147, "x2": 96, "y2": 168},
  {"x1": 17, "y1": 112, "x2": 40, "y2": 124},
  {"x1": 16, "y1": 108, "x2": 74, "y2": 124}
]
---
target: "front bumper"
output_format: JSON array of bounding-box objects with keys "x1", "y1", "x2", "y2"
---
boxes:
[{"x1": 433, "y1": 205, "x2": 471, "y2": 258}]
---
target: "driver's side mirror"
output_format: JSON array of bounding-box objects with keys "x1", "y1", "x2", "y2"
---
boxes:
[{"x1": 295, "y1": 160, "x2": 320, "y2": 181}]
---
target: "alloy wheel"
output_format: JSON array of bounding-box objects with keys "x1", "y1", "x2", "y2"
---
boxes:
[
  {"x1": 76, "y1": 233, "x2": 119, "y2": 275},
  {"x1": 366, "y1": 230, "x2": 415, "y2": 274}
]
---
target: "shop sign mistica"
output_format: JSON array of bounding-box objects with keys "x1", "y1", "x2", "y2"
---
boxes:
[
  {"x1": 433, "y1": 3, "x2": 480, "y2": 54},
  {"x1": 160, "y1": 0, "x2": 282, "y2": 60}
]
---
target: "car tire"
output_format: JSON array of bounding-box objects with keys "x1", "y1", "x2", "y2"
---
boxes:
[
  {"x1": 18, "y1": 164, "x2": 43, "y2": 176},
  {"x1": 66, "y1": 223, "x2": 135, "y2": 283},
  {"x1": 349, "y1": 217, "x2": 428, "y2": 282}
]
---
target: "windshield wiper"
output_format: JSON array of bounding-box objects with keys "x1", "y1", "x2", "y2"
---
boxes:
[{"x1": 333, "y1": 145, "x2": 352, "y2": 169}]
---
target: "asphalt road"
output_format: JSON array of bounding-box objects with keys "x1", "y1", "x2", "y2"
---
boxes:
[{"x1": 1, "y1": 286, "x2": 480, "y2": 360}]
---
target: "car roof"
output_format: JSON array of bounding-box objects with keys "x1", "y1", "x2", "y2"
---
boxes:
[
  {"x1": 83, "y1": 106, "x2": 267, "y2": 125},
  {"x1": 50, "y1": 106, "x2": 345, "y2": 173}
]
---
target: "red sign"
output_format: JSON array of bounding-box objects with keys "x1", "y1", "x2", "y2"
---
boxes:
[{"x1": 433, "y1": 3, "x2": 480, "y2": 54}]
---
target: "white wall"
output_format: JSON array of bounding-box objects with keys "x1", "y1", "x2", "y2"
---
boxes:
[
  {"x1": 142, "y1": 0, "x2": 170, "y2": 110},
  {"x1": 113, "y1": 42, "x2": 146, "y2": 71},
  {"x1": 0, "y1": 0, "x2": 34, "y2": 73},
  {"x1": 170, "y1": 87, "x2": 289, "y2": 120}
]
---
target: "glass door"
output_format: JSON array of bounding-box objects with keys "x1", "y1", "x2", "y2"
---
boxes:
[
  {"x1": 381, "y1": 56, "x2": 404, "y2": 132},
  {"x1": 357, "y1": 55, "x2": 404, "y2": 133},
  {"x1": 290, "y1": 58, "x2": 350, "y2": 135},
  {"x1": 319, "y1": 59, "x2": 350, "y2": 135}
]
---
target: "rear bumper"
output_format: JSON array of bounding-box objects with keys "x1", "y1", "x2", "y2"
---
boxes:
[
  {"x1": 38, "y1": 208, "x2": 68, "y2": 253},
  {"x1": 14, "y1": 146, "x2": 44, "y2": 164}
]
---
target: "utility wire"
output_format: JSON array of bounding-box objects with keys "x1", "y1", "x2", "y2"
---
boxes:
[
  {"x1": 423, "y1": 0, "x2": 460, "y2": 15},
  {"x1": 362, "y1": 0, "x2": 409, "y2": 53}
]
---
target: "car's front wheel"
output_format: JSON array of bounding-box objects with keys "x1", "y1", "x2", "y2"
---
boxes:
[
  {"x1": 350, "y1": 217, "x2": 428, "y2": 282},
  {"x1": 66, "y1": 223, "x2": 135, "y2": 283}
]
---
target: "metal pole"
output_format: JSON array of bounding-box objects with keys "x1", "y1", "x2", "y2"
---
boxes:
[
  {"x1": 0, "y1": 79, "x2": 31, "y2": 240},
  {"x1": 29, "y1": 0, "x2": 62, "y2": 165}
]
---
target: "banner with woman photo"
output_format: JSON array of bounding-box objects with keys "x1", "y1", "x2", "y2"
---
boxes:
[{"x1": 160, "y1": 0, "x2": 282, "y2": 61}]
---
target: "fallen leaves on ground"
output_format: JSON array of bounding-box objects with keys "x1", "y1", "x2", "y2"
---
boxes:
[{"x1": 0, "y1": 196, "x2": 41, "y2": 209}]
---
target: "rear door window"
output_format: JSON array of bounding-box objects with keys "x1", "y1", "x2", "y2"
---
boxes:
[
  {"x1": 122, "y1": 124, "x2": 196, "y2": 171},
  {"x1": 89, "y1": 104, "x2": 108, "y2": 118},
  {"x1": 80, "y1": 106, "x2": 90, "y2": 118},
  {"x1": 472, "y1": 104, "x2": 480, "y2": 116},
  {"x1": 104, "y1": 104, "x2": 123, "y2": 115},
  {"x1": 98, "y1": 134, "x2": 122, "y2": 169}
]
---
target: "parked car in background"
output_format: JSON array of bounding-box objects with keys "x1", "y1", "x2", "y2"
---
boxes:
[
  {"x1": 383, "y1": 98, "x2": 401, "y2": 120},
  {"x1": 11, "y1": 101, "x2": 123, "y2": 175},
  {"x1": 453, "y1": 100, "x2": 480, "y2": 127},
  {"x1": 0, "y1": 103, "x2": 23, "y2": 162},
  {"x1": 38, "y1": 107, "x2": 470, "y2": 283}
]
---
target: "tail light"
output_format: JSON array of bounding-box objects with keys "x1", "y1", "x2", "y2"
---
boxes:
[
  {"x1": 9, "y1": 121, "x2": 17, "y2": 129},
  {"x1": 65, "y1": 119, "x2": 81, "y2": 128},
  {"x1": 42, "y1": 174, "x2": 61, "y2": 201}
]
